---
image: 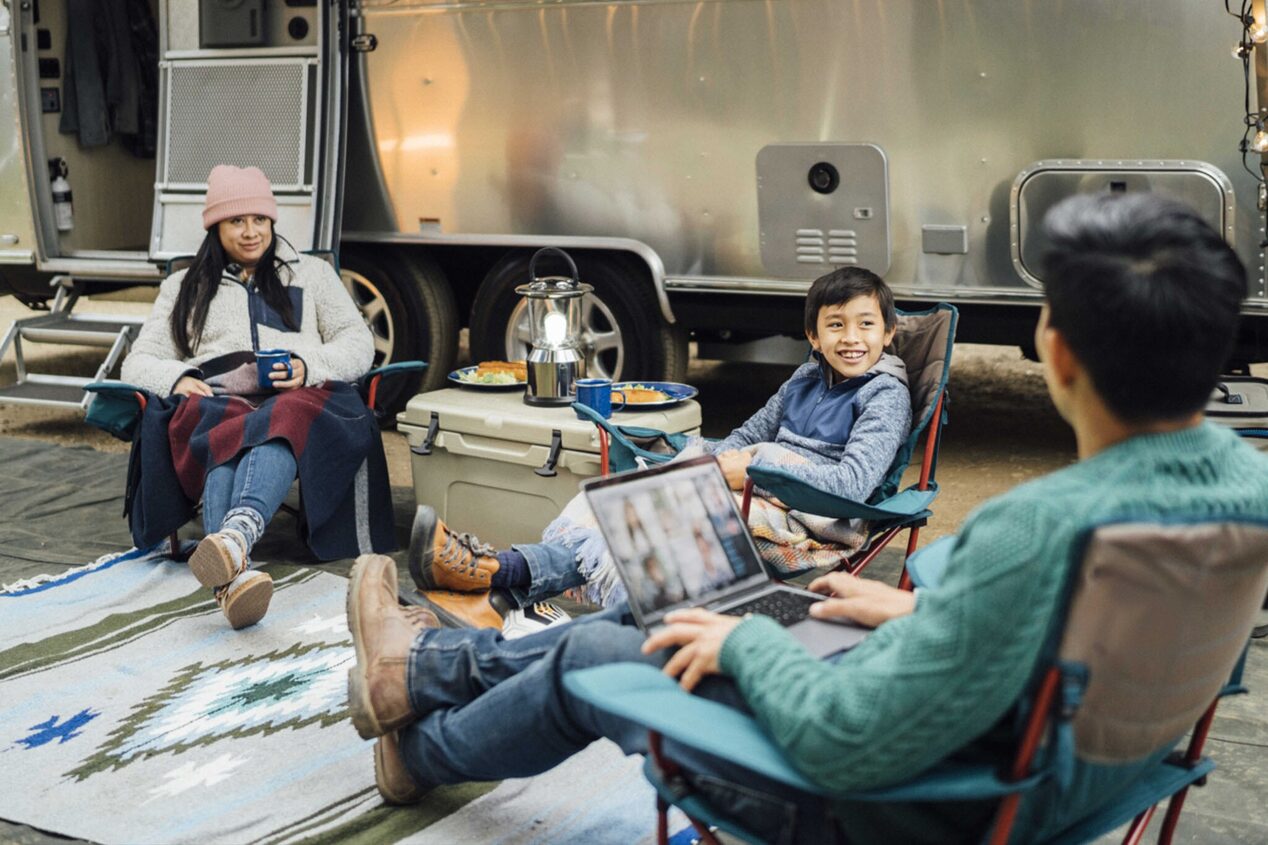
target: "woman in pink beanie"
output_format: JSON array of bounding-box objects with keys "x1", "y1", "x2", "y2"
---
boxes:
[{"x1": 121, "y1": 165, "x2": 390, "y2": 630}]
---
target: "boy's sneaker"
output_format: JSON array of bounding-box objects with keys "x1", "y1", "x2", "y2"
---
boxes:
[
  {"x1": 214, "y1": 569, "x2": 273, "y2": 629},
  {"x1": 190, "y1": 529, "x2": 249, "y2": 588},
  {"x1": 501, "y1": 602, "x2": 572, "y2": 639},
  {"x1": 407, "y1": 505, "x2": 500, "y2": 593}
]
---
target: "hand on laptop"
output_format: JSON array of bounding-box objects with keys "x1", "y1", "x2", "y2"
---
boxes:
[
  {"x1": 807, "y1": 572, "x2": 916, "y2": 628},
  {"x1": 642, "y1": 608, "x2": 743, "y2": 692},
  {"x1": 716, "y1": 450, "x2": 754, "y2": 490}
]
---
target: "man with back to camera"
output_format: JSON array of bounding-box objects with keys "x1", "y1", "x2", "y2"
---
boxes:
[{"x1": 344, "y1": 193, "x2": 1268, "y2": 842}]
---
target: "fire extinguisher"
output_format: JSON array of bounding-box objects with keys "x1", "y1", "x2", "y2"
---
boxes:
[{"x1": 49, "y1": 157, "x2": 73, "y2": 232}]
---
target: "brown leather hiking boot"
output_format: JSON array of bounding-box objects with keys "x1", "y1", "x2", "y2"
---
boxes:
[
  {"x1": 407, "y1": 505, "x2": 501, "y2": 593},
  {"x1": 347, "y1": 554, "x2": 431, "y2": 740},
  {"x1": 374, "y1": 730, "x2": 427, "y2": 804}
]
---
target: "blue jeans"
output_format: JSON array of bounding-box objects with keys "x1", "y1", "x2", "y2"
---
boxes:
[
  {"x1": 507, "y1": 541, "x2": 589, "y2": 607},
  {"x1": 397, "y1": 606, "x2": 842, "y2": 842},
  {"x1": 201, "y1": 440, "x2": 297, "y2": 534}
]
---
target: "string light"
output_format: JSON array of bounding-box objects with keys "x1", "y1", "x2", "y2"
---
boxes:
[{"x1": 1227, "y1": 0, "x2": 1267, "y2": 185}]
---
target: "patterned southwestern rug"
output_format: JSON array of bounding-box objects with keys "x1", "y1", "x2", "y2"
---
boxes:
[{"x1": 0, "y1": 547, "x2": 683, "y2": 844}]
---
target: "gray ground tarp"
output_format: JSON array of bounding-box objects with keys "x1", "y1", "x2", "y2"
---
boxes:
[{"x1": 0, "y1": 435, "x2": 419, "y2": 588}]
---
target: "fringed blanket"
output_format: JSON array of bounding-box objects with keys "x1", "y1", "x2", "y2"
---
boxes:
[{"x1": 546, "y1": 444, "x2": 868, "y2": 608}]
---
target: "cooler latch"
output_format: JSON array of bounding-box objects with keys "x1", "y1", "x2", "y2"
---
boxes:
[
  {"x1": 534, "y1": 429, "x2": 563, "y2": 477},
  {"x1": 411, "y1": 412, "x2": 440, "y2": 456}
]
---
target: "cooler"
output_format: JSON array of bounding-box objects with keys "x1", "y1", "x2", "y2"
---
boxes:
[{"x1": 398, "y1": 388, "x2": 702, "y2": 547}]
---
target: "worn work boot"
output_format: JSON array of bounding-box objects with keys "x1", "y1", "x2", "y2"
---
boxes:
[
  {"x1": 347, "y1": 554, "x2": 431, "y2": 740},
  {"x1": 407, "y1": 505, "x2": 501, "y2": 593},
  {"x1": 190, "y1": 529, "x2": 249, "y2": 588},
  {"x1": 215, "y1": 569, "x2": 273, "y2": 630},
  {"x1": 374, "y1": 731, "x2": 428, "y2": 805}
]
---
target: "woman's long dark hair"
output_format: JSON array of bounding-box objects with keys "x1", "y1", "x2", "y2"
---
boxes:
[{"x1": 169, "y1": 225, "x2": 300, "y2": 358}]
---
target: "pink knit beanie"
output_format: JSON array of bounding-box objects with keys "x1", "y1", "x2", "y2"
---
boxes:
[{"x1": 202, "y1": 165, "x2": 278, "y2": 230}]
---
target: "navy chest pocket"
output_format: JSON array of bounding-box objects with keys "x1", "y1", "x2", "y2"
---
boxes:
[{"x1": 257, "y1": 287, "x2": 304, "y2": 333}]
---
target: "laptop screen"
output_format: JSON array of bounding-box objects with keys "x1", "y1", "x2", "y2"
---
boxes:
[{"x1": 585, "y1": 456, "x2": 767, "y2": 624}]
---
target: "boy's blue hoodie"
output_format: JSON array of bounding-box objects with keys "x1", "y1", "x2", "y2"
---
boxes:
[{"x1": 703, "y1": 352, "x2": 911, "y2": 502}]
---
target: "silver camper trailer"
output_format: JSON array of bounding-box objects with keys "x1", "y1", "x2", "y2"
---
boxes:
[{"x1": 1, "y1": 0, "x2": 1267, "y2": 414}]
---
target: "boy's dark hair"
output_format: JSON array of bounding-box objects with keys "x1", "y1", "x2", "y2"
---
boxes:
[
  {"x1": 803, "y1": 267, "x2": 896, "y2": 335},
  {"x1": 1041, "y1": 193, "x2": 1246, "y2": 423}
]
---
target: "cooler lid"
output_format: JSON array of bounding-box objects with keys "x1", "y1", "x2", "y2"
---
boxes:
[{"x1": 399, "y1": 388, "x2": 702, "y2": 453}]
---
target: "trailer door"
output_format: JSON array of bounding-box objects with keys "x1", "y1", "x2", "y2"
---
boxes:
[
  {"x1": 0, "y1": 3, "x2": 37, "y2": 266},
  {"x1": 149, "y1": 1, "x2": 348, "y2": 262}
]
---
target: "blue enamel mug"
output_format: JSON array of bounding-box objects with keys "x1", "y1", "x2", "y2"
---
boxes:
[
  {"x1": 256, "y1": 349, "x2": 293, "y2": 390},
  {"x1": 575, "y1": 378, "x2": 626, "y2": 419}
]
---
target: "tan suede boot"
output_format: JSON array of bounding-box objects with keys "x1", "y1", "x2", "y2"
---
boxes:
[
  {"x1": 346, "y1": 554, "x2": 432, "y2": 739},
  {"x1": 407, "y1": 505, "x2": 501, "y2": 592}
]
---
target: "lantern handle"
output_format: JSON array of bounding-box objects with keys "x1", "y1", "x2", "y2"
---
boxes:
[{"x1": 529, "y1": 247, "x2": 580, "y2": 285}]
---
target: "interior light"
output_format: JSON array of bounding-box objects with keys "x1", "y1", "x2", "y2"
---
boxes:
[
  {"x1": 1253, "y1": 23, "x2": 1268, "y2": 43},
  {"x1": 543, "y1": 310, "x2": 568, "y2": 346},
  {"x1": 1234, "y1": 41, "x2": 1253, "y2": 59}
]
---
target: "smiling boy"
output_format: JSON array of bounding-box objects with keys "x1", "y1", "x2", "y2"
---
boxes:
[{"x1": 707, "y1": 267, "x2": 912, "y2": 495}]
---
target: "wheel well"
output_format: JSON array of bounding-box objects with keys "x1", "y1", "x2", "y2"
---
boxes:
[{"x1": 340, "y1": 242, "x2": 659, "y2": 328}]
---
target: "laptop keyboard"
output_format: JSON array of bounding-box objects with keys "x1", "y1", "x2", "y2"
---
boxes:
[{"x1": 719, "y1": 591, "x2": 819, "y2": 626}]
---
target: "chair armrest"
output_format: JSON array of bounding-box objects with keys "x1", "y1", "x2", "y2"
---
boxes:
[
  {"x1": 564, "y1": 662, "x2": 825, "y2": 793},
  {"x1": 84, "y1": 381, "x2": 150, "y2": 440},
  {"x1": 747, "y1": 465, "x2": 937, "y2": 522},
  {"x1": 906, "y1": 534, "x2": 958, "y2": 590},
  {"x1": 565, "y1": 663, "x2": 1045, "y2": 803},
  {"x1": 361, "y1": 361, "x2": 428, "y2": 410},
  {"x1": 84, "y1": 380, "x2": 148, "y2": 399}
]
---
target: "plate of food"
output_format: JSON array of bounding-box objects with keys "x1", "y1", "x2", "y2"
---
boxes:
[
  {"x1": 449, "y1": 360, "x2": 528, "y2": 390},
  {"x1": 611, "y1": 381, "x2": 698, "y2": 410}
]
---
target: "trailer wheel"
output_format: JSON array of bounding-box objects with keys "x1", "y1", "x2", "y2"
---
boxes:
[
  {"x1": 340, "y1": 248, "x2": 458, "y2": 419},
  {"x1": 469, "y1": 251, "x2": 686, "y2": 382}
]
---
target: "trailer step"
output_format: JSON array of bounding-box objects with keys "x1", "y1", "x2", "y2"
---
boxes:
[
  {"x1": 0, "y1": 377, "x2": 93, "y2": 409},
  {"x1": 0, "y1": 278, "x2": 142, "y2": 413},
  {"x1": 19, "y1": 313, "x2": 146, "y2": 347}
]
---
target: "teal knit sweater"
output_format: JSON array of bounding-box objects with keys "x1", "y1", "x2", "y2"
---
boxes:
[{"x1": 718, "y1": 423, "x2": 1268, "y2": 839}]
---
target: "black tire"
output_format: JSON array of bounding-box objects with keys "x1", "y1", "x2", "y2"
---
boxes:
[
  {"x1": 468, "y1": 251, "x2": 687, "y2": 382},
  {"x1": 339, "y1": 248, "x2": 458, "y2": 421}
]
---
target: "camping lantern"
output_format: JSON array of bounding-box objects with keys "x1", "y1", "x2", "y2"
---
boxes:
[{"x1": 518, "y1": 247, "x2": 592, "y2": 406}]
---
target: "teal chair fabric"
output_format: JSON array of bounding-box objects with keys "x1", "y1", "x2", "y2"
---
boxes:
[
  {"x1": 564, "y1": 517, "x2": 1268, "y2": 845},
  {"x1": 571, "y1": 401, "x2": 691, "y2": 474}
]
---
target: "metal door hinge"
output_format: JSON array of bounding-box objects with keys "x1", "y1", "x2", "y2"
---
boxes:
[{"x1": 351, "y1": 33, "x2": 377, "y2": 52}]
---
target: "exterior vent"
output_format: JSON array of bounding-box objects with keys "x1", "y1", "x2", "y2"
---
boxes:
[{"x1": 757, "y1": 144, "x2": 890, "y2": 277}]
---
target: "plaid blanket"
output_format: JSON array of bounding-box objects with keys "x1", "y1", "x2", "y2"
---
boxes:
[
  {"x1": 128, "y1": 383, "x2": 395, "y2": 560},
  {"x1": 741, "y1": 442, "x2": 869, "y2": 573}
]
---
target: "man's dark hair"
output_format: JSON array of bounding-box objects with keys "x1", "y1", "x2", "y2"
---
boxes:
[
  {"x1": 804, "y1": 267, "x2": 896, "y2": 336},
  {"x1": 1041, "y1": 193, "x2": 1246, "y2": 423}
]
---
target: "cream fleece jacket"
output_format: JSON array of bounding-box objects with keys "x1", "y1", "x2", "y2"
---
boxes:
[{"x1": 122, "y1": 243, "x2": 373, "y2": 397}]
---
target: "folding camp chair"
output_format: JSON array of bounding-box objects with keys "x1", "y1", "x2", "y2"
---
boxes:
[
  {"x1": 564, "y1": 516, "x2": 1268, "y2": 845},
  {"x1": 740, "y1": 303, "x2": 957, "y2": 589}
]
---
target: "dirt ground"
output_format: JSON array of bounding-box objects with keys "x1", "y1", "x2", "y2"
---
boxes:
[{"x1": 1, "y1": 291, "x2": 1264, "y2": 546}]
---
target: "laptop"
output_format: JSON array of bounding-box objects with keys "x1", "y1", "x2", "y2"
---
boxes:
[{"x1": 583, "y1": 454, "x2": 867, "y2": 658}]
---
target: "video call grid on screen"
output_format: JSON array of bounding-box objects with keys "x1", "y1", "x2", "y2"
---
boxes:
[{"x1": 589, "y1": 462, "x2": 765, "y2": 616}]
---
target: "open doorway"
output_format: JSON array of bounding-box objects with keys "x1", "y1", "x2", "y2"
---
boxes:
[{"x1": 22, "y1": 0, "x2": 160, "y2": 260}]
